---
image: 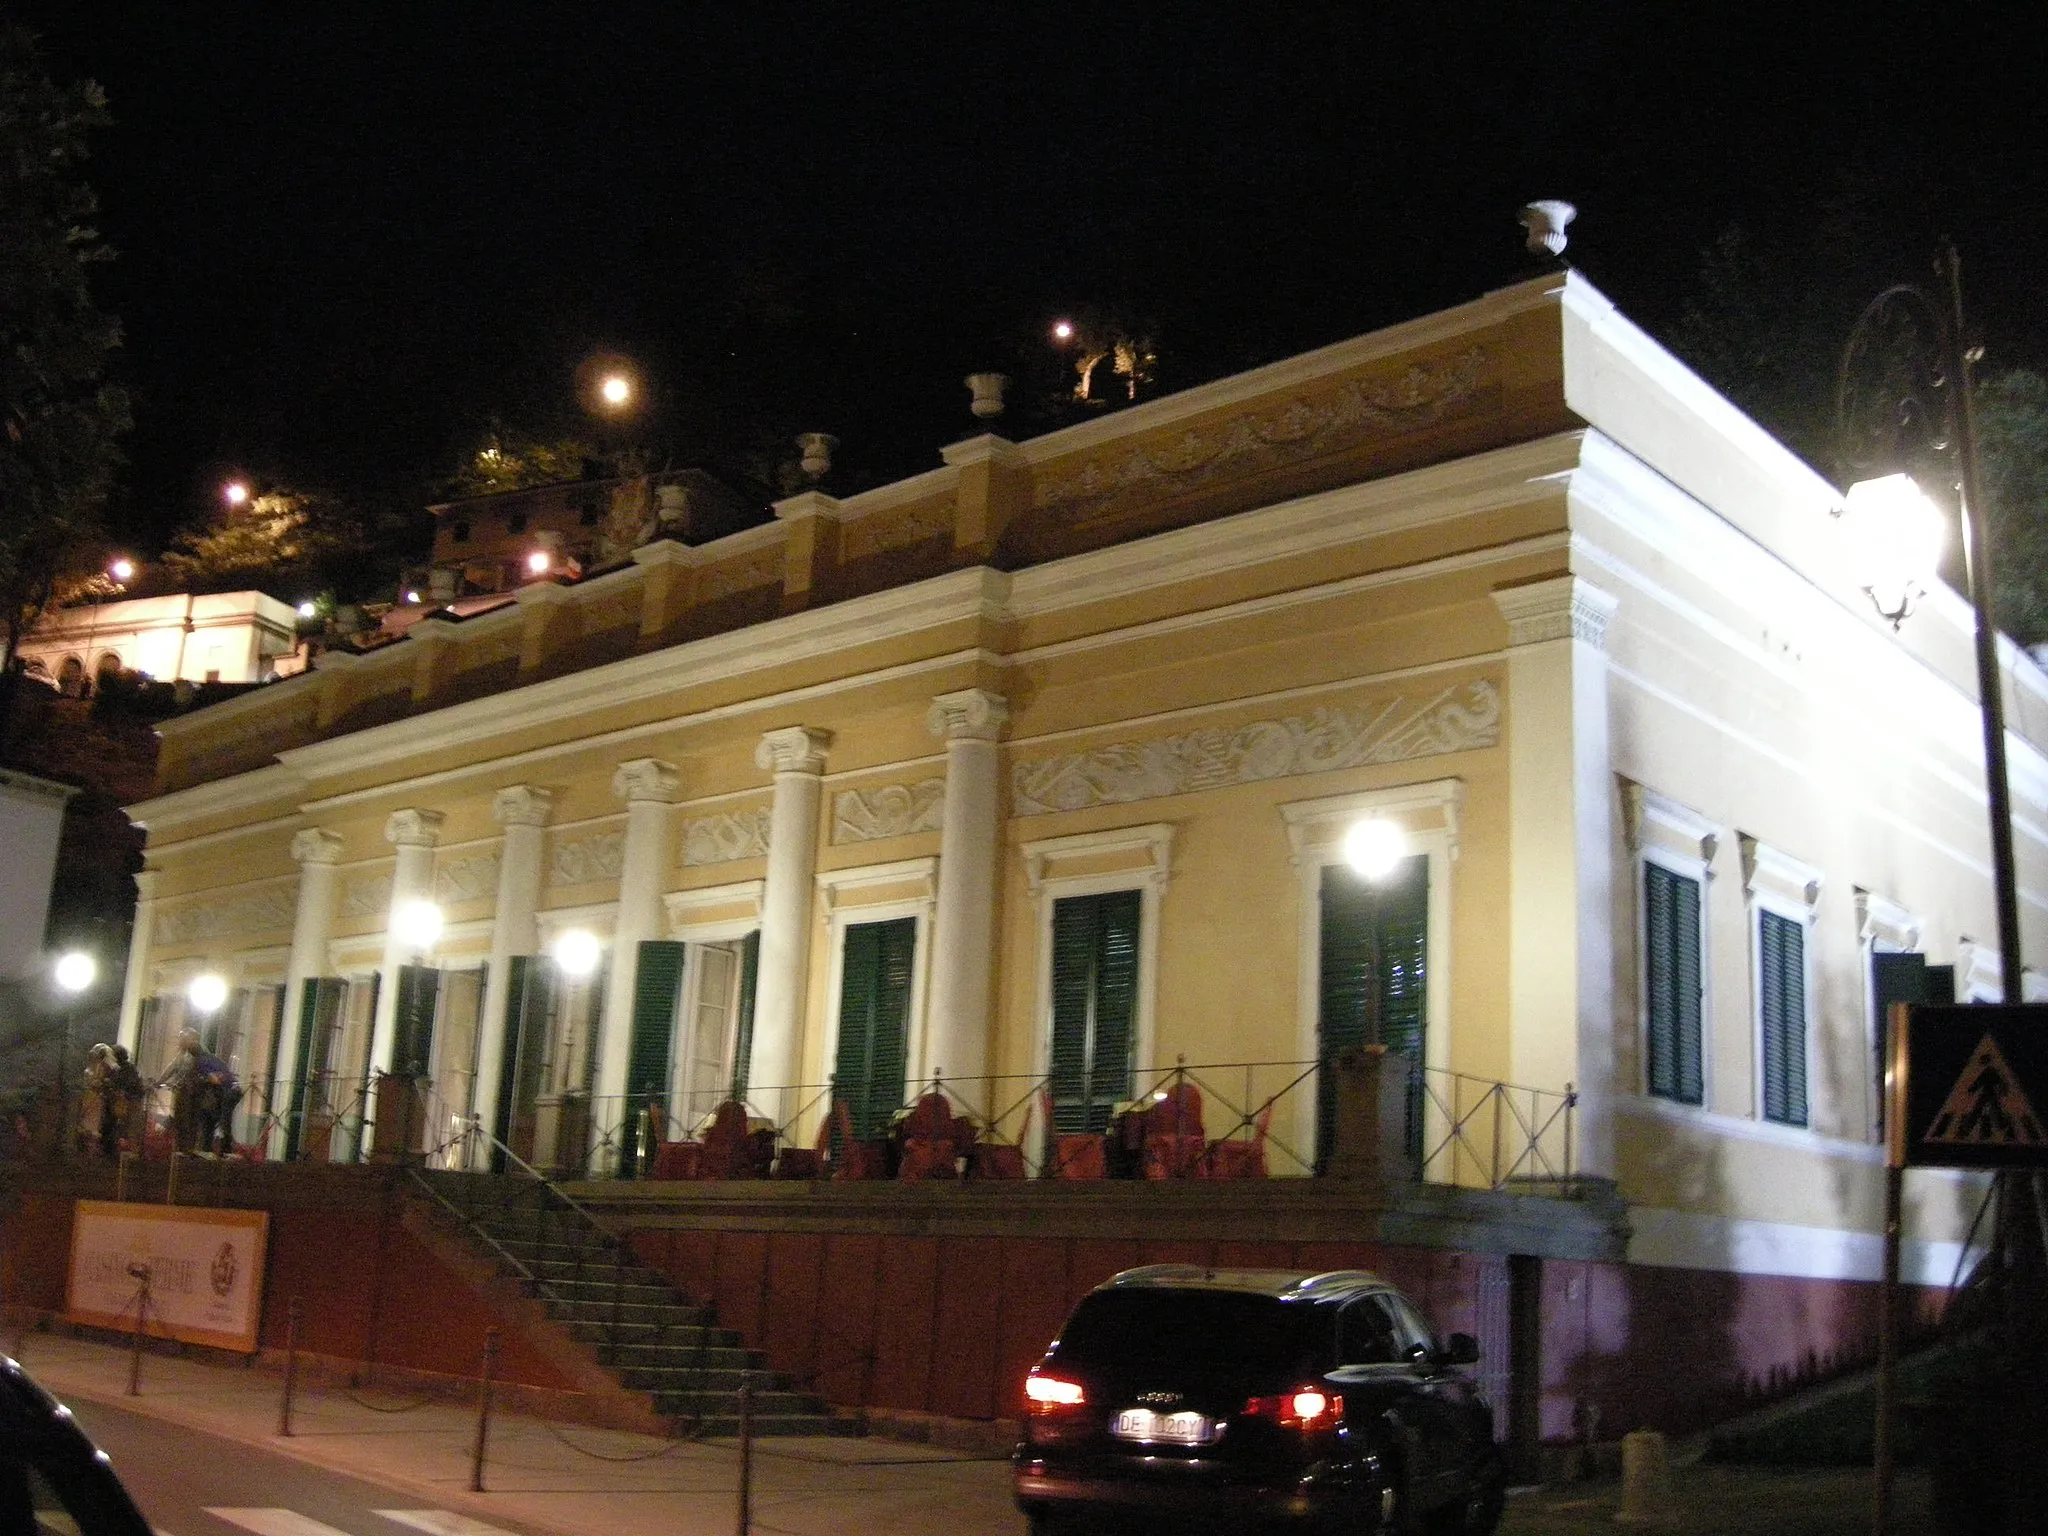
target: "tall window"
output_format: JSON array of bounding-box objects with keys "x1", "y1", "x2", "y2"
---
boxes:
[
  {"x1": 1047, "y1": 889, "x2": 1140, "y2": 1134},
  {"x1": 1316, "y1": 854, "x2": 1428, "y2": 1168},
  {"x1": 833, "y1": 917, "x2": 916, "y2": 1138},
  {"x1": 1643, "y1": 861, "x2": 1705, "y2": 1104},
  {"x1": 1758, "y1": 910, "x2": 1809, "y2": 1126}
]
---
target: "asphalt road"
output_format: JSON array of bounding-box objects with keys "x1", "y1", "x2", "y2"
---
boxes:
[{"x1": 69, "y1": 1397, "x2": 547, "y2": 1536}]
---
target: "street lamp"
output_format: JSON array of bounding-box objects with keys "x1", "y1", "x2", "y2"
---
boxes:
[
  {"x1": 53, "y1": 950, "x2": 96, "y2": 1148},
  {"x1": 551, "y1": 928, "x2": 603, "y2": 978},
  {"x1": 1837, "y1": 473, "x2": 1948, "y2": 628},
  {"x1": 186, "y1": 971, "x2": 228, "y2": 1017},
  {"x1": 1837, "y1": 244, "x2": 2030, "y2": 1533},
  {"x1": 392, "y1": 898, "x2": 444, "y2": 955},
  {"x1": 1343, "y1": 817, "x2": 1409, "y2": 883}
]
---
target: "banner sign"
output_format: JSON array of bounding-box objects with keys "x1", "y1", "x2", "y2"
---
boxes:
[
  {"x1": 1889, "y1": 1003, "x2": 2048, "y2": 1171},
  {"x1": 65, "y1": 1201, "x2": 269, "y2": 1353}
]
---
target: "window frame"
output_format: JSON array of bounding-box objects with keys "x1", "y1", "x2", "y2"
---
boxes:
[
  {"x1": 1022, "y1": 824, "x2": 1173, "y2": 1102},
  {"x1": 815, "y1": 858, "x2": 936, "y2": 1099},
  {"x1": 1856, "y1": 889, "x2": 1922, "y2": 1143},
  {"x1": 1741, "y1": 836, "x2": 1822, "y2": 1130},
  {"x1": 1280, "y1": 781, "x2": 1459, "y2": 1170}
]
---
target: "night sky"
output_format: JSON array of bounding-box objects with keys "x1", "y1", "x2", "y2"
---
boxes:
[{"x1": 15, "y1": 2, "x2": 2048, "y2": 561}]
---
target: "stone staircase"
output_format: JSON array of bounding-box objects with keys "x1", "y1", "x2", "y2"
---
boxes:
[{"x1": 413, "y1": 1169, "x2": 846, "y2": 1436}]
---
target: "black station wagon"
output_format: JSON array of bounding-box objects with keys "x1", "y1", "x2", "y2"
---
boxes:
[{"x1": 1015, "y1": 1266, "x2": 1506, "y2": 1534}]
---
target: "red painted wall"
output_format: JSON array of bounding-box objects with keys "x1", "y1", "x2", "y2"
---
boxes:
[
  {"x1": 626, "y1": 1226, "x2": 1942, "y2": 1439},
  {"x1": 0, "y1": 1189, "x2": 577, "y2": 1391}
]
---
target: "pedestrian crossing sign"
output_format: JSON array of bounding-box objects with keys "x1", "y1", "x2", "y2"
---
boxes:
[{"x1": 1890, "y1": 1004, "x2": 2048, "y2": 1170}]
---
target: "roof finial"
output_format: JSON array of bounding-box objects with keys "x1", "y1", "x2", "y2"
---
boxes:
[{"x1": 1519, "y1": 200, "x2": 1576, "y2": 258}]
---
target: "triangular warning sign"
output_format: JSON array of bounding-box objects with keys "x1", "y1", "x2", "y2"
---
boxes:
[{"x1": 1924, "y1": 1033, "x2": 2048, "y2": 1147}]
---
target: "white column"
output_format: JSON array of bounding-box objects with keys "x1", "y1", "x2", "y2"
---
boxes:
[
  {"x1": 472, "y1": 786, "x2": 554, "y2": 1151},
  {"x1": 115, "y1": 869, "x2": 160, "y2": 1056},
  {"x1": 748, "y1": 726, "x2": 832, "y2": 1121},
  {"x1": 924, "y1": 688, "x2": 1010, "y2": 1115},
  {"x1": 595, "y1": 759, "x2": 680, "y2": 1153},
  {"x1": 1492, "y1": 576, "x2": 1620, "y2": 1179},
  {"x1": 370, "y1": 808, "x2": 445, "y2": 1083},
  {"x1": 269, "y1": 830, "x2": 343, "y2": 1158}
]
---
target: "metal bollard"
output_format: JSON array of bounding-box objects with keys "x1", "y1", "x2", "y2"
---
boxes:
[
  {"x1": 277, "y1": 1297, "x2": 303, "y2": 1436},
  {"x1": 127, "y1": 1266, "x2": 152, "y2": 1396},
  {"x1": 735, "y1": 1373, "x2": 757, "y2": 1536},
  {"x1": 1615, "y1": 1429, "x2": 1675, "y2": 1527},
  {"x1": 115, "y1": 1150, "x2": 131, "y2": 1203},
  {"x1": 470, "y1": 1328, "x2": 500, "y2": 1493},
  {"x1": 165, "y1": 1152, "x2": 180, "y2": 1206}
]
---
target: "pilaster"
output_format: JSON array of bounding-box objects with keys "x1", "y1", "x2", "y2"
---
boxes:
[
  {"x1": 474, "y1": 786, "x2": 555, "y2": 1154},
  {"x1": 116, "y1": 869, "x2": 161, "y2": 1056},
  {"x1": 595, "y1": 761, "x2": 681, "y2": 1154},
  {"x1": 773, "y1": 492, "x2": 845, "y2": 614},
  {"x1": 939, "y1": 435, "x2": 1031, "y2": 566},
  {"x1": 1491, "y1": 574, "x2": 1620, "y2": 1177},
  {"x1": 271, "y1": 830, "x2": 343, "y2": 1158},
  {"x1": 369, "y1": 808, "x2": 445, "y2": 1112}
]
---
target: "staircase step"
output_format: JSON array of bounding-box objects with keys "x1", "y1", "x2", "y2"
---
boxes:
[
  {"x1": 536, "y1": 1279, "x2": 678, "y2": 1306},
  {"x1": 593, "y1": 1335, "x2": 749, "y2": 1361},
  {"x1": 618, "y1": 1365, "x2": 760, "y2": 1392},
  {"x1": 679, "y1": 1412, "x2": 853, "y2": 1438},
  {"x1": 544, "y1": 1298, "x2": 709, "y2": 1327}
]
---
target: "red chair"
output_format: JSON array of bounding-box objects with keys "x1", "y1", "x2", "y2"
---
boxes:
[
  {"x1": 968, "y1": 1096, "x2": 1031, "y2": 1180},
  {"x1": 1040, "y1": 1090, "x2": 1108, "y2": 1180},
  {"x1": 697, "y1": 1100, "x2": 774, "y2": 1179},
  {"x1": 824, "y1": 1101, "x2": 888, "y2": 1181},
  {"x1": 1142, "y1": 1079, "x2": 1207, "y2": 1180},
  {"x1": 895, "y1": 1090, "x2": 976, "y2": 1180},
  {"x1": 1206, "y1": 1099, "x2": 1274, "y2": 1180}
]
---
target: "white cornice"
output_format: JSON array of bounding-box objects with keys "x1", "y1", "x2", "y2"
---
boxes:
[
  {"x1": 127, "y1": 763, "x2": 304, "y2": 833},
  {"x1": 1006, "y1": 432, "x2": 1579, "y2": 621},
  {"x1": 275, "y1": 567, "x2": 1010, "y2": 783},
  {"x1": 1017, "y1": 273, "x2": 1562, "y2": 466}
]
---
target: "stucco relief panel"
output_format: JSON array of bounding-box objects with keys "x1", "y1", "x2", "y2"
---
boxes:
[
  {"x1": 1010, "y1": 677, "x2": 1500, "y2": 816},
  {"x1": 435, "y1": 850, "x2": 501, "y2": 905},
  {"x1": 832, "y1": 778, "x2": 945, "y2": 844},
  {"x1": 340, "y1": 870, "x2": 394, "y2": 919},
  {"x1": 549, "y1": 829, "x2": 626, "y2": 886},
  {"x1": 1034, "y1": 347, "x2": 1488, "y2": 523},
  {"x1": 155, "y1": 882, "x2": 296, "y2": 945},
  {"x1": 682, "y1": 806, "x2": 772, "y2": 867}
]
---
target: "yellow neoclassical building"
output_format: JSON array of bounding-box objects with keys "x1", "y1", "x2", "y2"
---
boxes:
[{"x1": 121, "y1": 269, "x2": 2031, "y2": 1351}]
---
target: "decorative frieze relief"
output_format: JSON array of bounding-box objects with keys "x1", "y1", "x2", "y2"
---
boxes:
[
  {"x1": 434, "y1": 850, "x2": 502, "y2": 905},
  {"x1": 683, "y1": 807, "x2": 773, "y2": 866},
  {"x1": 155, "y1": 883, "x2": 297, "y2": 946},
  {"x1": 840, "y1": 500, "x2": 954, "y2": 561},
  {"x1": 698, "y1": 548, "x2": 782, "y2": 601},
  {"x1": 340, "y1": 871, "x2": 394, "y2": 919},
  {"x1": 833, "y1": 779, "x2": 945, "y2": 844},
  {"x1": 1034, "y1": 348, "x2": 1487, "y2": 521},
  {"x1": 1010, "y1": 677, "x2": 1500, "y2": 816},
  {"x1": 549, "y1": 829, "x2": 626, "y2": 886}
]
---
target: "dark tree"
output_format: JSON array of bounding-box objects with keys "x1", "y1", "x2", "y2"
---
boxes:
[{"x1": 0, "y1": 21, "x2": 130, "y2": 744}]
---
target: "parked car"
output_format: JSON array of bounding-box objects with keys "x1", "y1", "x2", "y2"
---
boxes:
[
  {"x1": 1015, "y1": 1266, "x2": 1506, "y2": 1534},
  {"x1": 0, "y1": 1354, "x2": 154, "y2": 1536}
]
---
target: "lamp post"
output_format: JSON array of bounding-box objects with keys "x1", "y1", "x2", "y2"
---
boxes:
[
  {"x1": 1837, "y1": 244, "x2": 2037, "y2": 1534},
  {"x1": 53, "y1": 950, "x2": 97, "y2": 1154}
]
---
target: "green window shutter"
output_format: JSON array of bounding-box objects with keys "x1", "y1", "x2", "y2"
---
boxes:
[
  {"x1": 1644, "y1": 863, "x2": 1704, "y2": 1105},
  {"x1": 286, "y1": 978, "x2": 345, "y2": 1160},
  {"x1": 1871, "y1": 951, "x2": 1931, "y2": 1135},
  {"x1": 392, "y1": 964, "x2": 441, "y2": 1078},
  {"x1": 1047, "y1": 890, "x2": 1141, "y2": 1134},
  {"x1": 833, "y1": 917, "x2": 916, "y2": 1139},
  {"x1": 492, "y1": 956, "x2": 551, "y2": 1152},
  {"x1": 1315, "y1": 855, "x2": 1429, "y2": 1168},
  {"x1": 1760, "y1": 911, "x2": 1808, "y2": 1126},
  {"x1": 729, "y1": 931, "x2": 761, "y2": 1103},
  {"x1": 628, "y1": 940, "x2": 687, "y2": 1109}
]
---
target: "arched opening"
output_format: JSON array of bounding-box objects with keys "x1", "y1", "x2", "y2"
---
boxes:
[{"x1": 56, "y1": 655, "x2": 85, "y2": 696}]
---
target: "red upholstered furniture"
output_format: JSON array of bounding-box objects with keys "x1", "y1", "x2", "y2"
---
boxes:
[
  {"x1": 653, "y1": 1140, "x2": 703, "y2": 1180},
  {"x1": 822, "y1": 1101, "x2": 888, "y2": 1180},
  {"x1": 1040, "y1": 1090, "x2": 1108, "y2": 1180},
  {"x1": 967, "y1": 1095, "x2": 1030, "y2": 1180},
  {"x1": 697, "y1": 1100, "x2": 774, "y2": 1179},
  {"x1": 1206, "y1": 1099, "x2": 1274, "y2": 1179},
  {"x1": 894, "y1": 1090, "x2": 978, "y2": 1180},
  {"x1": 1141, "y1": 1079, "x2": 1207, "y2": 1180}
]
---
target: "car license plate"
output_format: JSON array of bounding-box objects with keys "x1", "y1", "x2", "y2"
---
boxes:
[{"x1": 1111, "y1": 1407, "x2": 1216, "y2": 1445}]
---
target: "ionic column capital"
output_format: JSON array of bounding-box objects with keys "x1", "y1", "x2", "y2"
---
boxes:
[
  {"x1": 927, "y1": 688, "x2": 1010, "y2": 743},
  {"x1": 755, "y1": 726, "x2": 832, "y2": 776},
  {"x1": 384, "y1": 808, "x2": 446, "y2": 848},
  {"x1": 612, "y1": 758, "x2": 681, "y2": 804},
  {"x1": 492, "y1": 784, "x2": 556, "y2": 827},
  {"x1": 291, "y1": 828, "x2": 345, "y2": 866}
]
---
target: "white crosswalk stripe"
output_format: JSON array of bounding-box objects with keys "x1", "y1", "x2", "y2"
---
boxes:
[
  {"x1": 203, "y1": 1512, "x2": 353, "y2": 1536},
  {"x1": 376, "y1": 1513, "x2": 528, "y2": 1536}
]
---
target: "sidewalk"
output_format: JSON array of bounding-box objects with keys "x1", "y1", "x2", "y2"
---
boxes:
[
  {"x1": 12, "y1": 1329, "x2": 1937, "y2": 1536},
  {"x1": 14, "y1": 1330, "x2": 1022, "y2": 1536}
]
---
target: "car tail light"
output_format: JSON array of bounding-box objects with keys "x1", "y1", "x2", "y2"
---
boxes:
[
  {"x1": 1242, "y1": 1386, "x2": 1344, "y2": 1430},
  {"x1": 1025, "y1": 1371, "x2": 1087, "y2": 1414}
]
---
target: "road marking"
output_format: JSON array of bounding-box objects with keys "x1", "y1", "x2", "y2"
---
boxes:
[
  {"x1": 203, "y1": 1512, "x2": 353, "y2": 1536},
  {"x1": 377, "y1": 1514, "x2": 529, "y2": 1536}
]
